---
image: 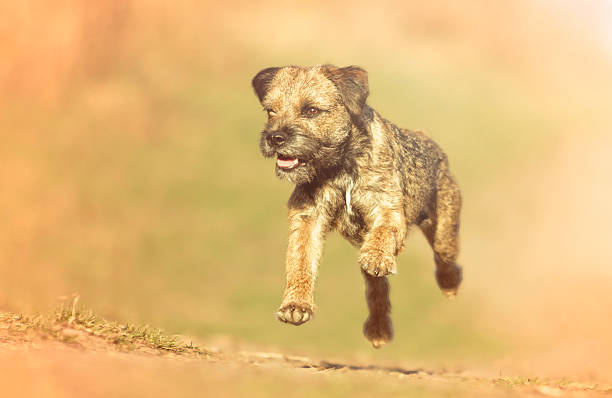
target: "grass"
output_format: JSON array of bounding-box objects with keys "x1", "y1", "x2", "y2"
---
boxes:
[{"x1": 1, "y1": 299, "x2": 205, "y2": 356}]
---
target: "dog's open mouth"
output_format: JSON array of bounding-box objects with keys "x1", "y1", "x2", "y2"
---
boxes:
[{"x1": 277, "y1": 155, "x2": 304, "y2": 170}]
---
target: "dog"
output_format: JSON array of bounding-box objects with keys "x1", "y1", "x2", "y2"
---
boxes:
[{"x1": 252, "y1": 65, "x2": 462, "y2": 348}]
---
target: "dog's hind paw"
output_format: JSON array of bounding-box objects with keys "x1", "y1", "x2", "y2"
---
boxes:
[
  {"x1": 276, "y1": 303, "x2": 313, "y2": 325},
  {"x1": 363, "y1": 316, "x2": 393, "y2": 348},
  {"x1": 435, "y1": 263, "x2": 462, "y2": 298}
]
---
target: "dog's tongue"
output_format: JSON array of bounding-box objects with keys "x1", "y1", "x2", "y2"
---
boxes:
[{"x1": 277, "y1": 156, "x2": 299, "y2": 169}]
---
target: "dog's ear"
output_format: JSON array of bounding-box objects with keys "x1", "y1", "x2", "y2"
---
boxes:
[
  {"x1": 252, "y1": 67, "x2": 281, "y2": 102},
  {"x1": 323, "y1": 65, "x2": 369, "y2": 117}
]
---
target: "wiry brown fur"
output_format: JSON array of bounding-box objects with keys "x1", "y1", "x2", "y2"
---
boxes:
[{"x1": 252, "y1": 65, "x2": 463, "y2": 348}]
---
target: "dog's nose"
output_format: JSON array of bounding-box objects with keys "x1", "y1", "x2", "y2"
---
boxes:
[{"x1": 267, "y1": 132, "x2": 287, "y2": 147}]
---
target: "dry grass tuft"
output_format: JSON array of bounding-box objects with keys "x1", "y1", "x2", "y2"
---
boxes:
[{"x1": 0, "y1": 302, "x2": 206, "y2": 357}]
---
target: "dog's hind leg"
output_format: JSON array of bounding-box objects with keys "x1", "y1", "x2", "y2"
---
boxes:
[
  {"x1": 362, "y1": 269, "x2": 393, "y2": 348},
  {"x1": 420, "y1": 168, "x2": 463, "y2": 297}
]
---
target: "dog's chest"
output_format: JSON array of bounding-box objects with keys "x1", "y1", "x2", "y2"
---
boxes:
[{"x1": 332, "y1": 183, "x2": 368, "y2": 246}]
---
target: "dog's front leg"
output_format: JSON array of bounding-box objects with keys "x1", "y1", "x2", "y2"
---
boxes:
[
  {"x1": 276, "y1": 195, "x2": 328, "y2": 325},
  {"x1": 359, "y1": 208, "x2": 406, "y2": 277}
]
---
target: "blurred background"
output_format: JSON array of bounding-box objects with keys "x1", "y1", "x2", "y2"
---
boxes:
[{"x1": 1, "y1": 0, "x2": 611, "y2": 381}]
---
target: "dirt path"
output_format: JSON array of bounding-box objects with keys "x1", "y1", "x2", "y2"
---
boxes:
[{"x1": 1, "y1": 310, "x2": 611, "y2": 398}]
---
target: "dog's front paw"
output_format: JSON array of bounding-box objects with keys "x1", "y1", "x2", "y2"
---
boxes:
[
  {"x1": 276, "y1": 303, "x2": 313, "y2": 326},
  {"x1": 359, "y1": 248, "x2": 397, "y2": 277}
]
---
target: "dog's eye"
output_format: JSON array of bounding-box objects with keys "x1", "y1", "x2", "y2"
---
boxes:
[{"x1": 304, "y1": 107, "x2": 321, "y2": 118}]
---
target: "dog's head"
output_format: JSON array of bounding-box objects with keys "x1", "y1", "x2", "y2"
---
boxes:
[{"x1": 252, "y1": 65, "x2": 369, "y2": 185}]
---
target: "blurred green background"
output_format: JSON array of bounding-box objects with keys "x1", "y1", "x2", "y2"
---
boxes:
[{"x1": 1, "y1": 0, "x2": 612, "y2": 376}]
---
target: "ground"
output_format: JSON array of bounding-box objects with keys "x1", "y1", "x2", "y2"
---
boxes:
[{"x1": 1, "y1": 306, "x2": 610, "y2": 398}]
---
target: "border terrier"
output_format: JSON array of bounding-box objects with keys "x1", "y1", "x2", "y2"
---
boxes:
[{"x1": 252, "y1": 65, "x2": 462, "y2": 348}]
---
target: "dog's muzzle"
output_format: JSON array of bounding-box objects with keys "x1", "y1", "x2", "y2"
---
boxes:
[{"x1": 264, "y1": 130, "x2": 306, "y2": 170}]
